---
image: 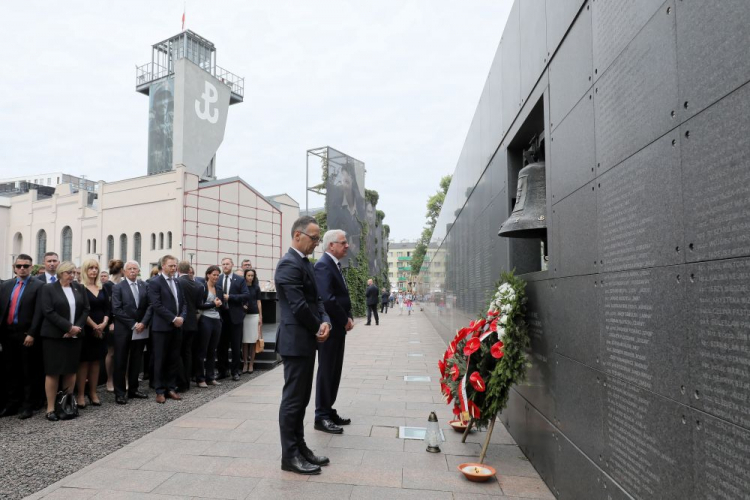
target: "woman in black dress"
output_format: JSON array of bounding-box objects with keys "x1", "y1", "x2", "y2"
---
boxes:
[
  {"x1": 40, "y1": 261, "x2": 90, "y2": 421},
  {"x1": 195, "y1": 266, "x2": 224, "y2": 388},
  {"x1": 76, "y1": 259, "x2": 110, "y2": 408},
  {"x1": 103, "y1": 259, "x2": 123, "y2": 392}
]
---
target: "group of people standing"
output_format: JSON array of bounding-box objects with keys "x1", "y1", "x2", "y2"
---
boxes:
[{"x1": 0, "y1": 251, "x2": 263, "y2": 422}]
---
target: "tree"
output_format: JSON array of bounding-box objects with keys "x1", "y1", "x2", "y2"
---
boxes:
[{"x1": 412, "y1": 175, "x2": 452, "y2": 276}]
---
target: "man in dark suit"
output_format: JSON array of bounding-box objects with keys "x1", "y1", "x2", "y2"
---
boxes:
[
  {"x1": 111, "y1": 260, "x2": 153, "y2": 404},
  {"x1": 313, "y1": 229, "x2": 354, "y2": 435},
  {"x1": 0, "y1": 254, "x2": 44, "y2": 419},
  {"x1": 36, "y1": 252, "x2": 59, "y2": 284},
  {"x1": 365, "y1": 279, "x2": 379, "y2": 326},
  {"x1": 177, "y1": 261, "x2": 203, "y2": 391},
  {"x1": 147, "y1": 255, "x2": 187, "y2": 404},
  {"x1": 217, "y1": 257, "x2": 250, "y2": 381},
  {"x1": 380, "y1": 288, "x2": 390, "y2": 314},
  {"x1": 276, "y1": 216, "x2": 331, "y2": 475}
]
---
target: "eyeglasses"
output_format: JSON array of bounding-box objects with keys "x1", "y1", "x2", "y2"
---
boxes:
[
  {"x1": 299, "y1": 231, "x2": 321, "y2": 242},
  {"x1": 14, "y1": 264, "x2": 31, "y2": 269}
]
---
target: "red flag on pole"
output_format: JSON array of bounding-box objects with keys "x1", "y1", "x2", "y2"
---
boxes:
[{"x1": 182, "y1": 12, "x2": 185, "y2": 31}]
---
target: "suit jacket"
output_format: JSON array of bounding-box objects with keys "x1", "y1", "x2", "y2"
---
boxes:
[
  {"x1": 178, "y1": 276, "x2": 204, "y2": 331},
  {"x1": 365, "y1": 284, "x2": 379, "y2": 306},
  {"x1": 314, "y1": 252, "x2": 352, "y2": 331},
  {"x1": 197, "y1": 282, "x2": 224, "y2": 311},
  {"x1": 274, "y1": 248, "x2": 330, "y2": 357},
  {"x1": 0, "y1": 277, "x2": 44, "y2": 335},
  {"x1": 219, "y1": 272, "x2": 250, "y2": 325},
  {"x1": 38, "y1": 282, "x2": 90, "y2": 339},
  {"x1": 36, "y1": 273, "x2": 56, "y2": 284},
  {"x1": 112, "y1": 279, "x2": 153, "y2": 331},
  {"x1": 147, "y1": 274, "x2": 187, "y2": 332},
  {"x1": 381, "y1": 291, "x2": 390, "y2": 304}
]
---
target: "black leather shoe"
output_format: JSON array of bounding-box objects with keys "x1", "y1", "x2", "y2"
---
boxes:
[
  {"x1": 128, "y1": 391, "x2": 148, "y2": 399},
  {"x1": 281, "y1": 455, "x2": 321, "y2": 475},
  {"x1": 217, "y1": 371, "x2": 229, "y2": 380},
  {"x1": 314, "y1": 418, "x2": 343, "y2": 434},
  {"x1": 300, "y1": 446, "x2": 330, "y2": 466},
  {"x1": 18, "y1": 409, "x2": 33, "y2": 420},
  {"x1": 331, "y1": 414, "x2": 351, "y2": 426},
  {"x1": 46, "y1": 411, "x2": 59, "y2": 422},
  {"x1": 232, "y1": 373, "x2": 240, "y2": 381},
  {"x1": 115, "y1": 395, "x2": 127, "y2": 405}
]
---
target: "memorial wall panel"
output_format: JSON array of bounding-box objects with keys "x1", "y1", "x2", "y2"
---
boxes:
[
  {"x1": 591, "y1": 0, "x2": 664, "y2": 83},
  {"x1": 550, "y1": 179, "x2": 597, "y2": 278},
  {"x1": 676, "y1": 0, "x2": 750, "y2": 119},
  {"x1": 521, "y1": 399, "x2": 558, "y2": 488},
  {"x1": 692, "y1": 411, "x2": 750, "y2": 500},
  {"x1": 549, "y1": 2, "x2": 592, "y2": 131},
  {"x1": 550, "y1": 93, "x2": 595, "y2": 204},
  {"x1": 597, "y1": 131, "x2": 684, "y2": 273},
  {"x1": 599, "y1": 266, "x2": 688, "y2": 403},
  {"x1": 515, "y1": 279, "x2": 556, "y2": 418},
  {"x1": 551, "y1": 275, "x2": 598, "y2": 367},
  {"x1": 553, "y1": 354, "x2": 604, "y2": 461},
  {"x1": 519, "y1": 0, "x2": 547, "y2": 103},
  {"x1": 603, "y1": 376, "x2": 693, "y2": 500},
  {"x1": 545, "y1": 0, "x2": 586, "y2": 61},
  {"x1": 594, "y1": 2, "x2": 678, "y2": 173},
  {"x1": 681, "y1": 82, "x2": 750, "y2": 263},
  {"x1": 686, "y1": 257, "x2": 750, "y2": 430},
  {"x1": 488, "y1": 48, "x2": 504, "y2": 149},
  {"x1": 501, "y1": 1, "x2": 521, "y2": 134}
]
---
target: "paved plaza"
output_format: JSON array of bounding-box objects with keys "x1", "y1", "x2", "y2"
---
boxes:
[{"x1": 28, "y1": 311, "x2": 554, "y2": 500}]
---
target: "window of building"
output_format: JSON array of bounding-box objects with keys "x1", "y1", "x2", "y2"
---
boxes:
[
  {"x1": 119, "y1": 234, "x2": 127, "y2": 261},
  {"x1": 36, "y1": 229, "x2": 47, "y2": 263},
  {"x1": 133, "y1": 232, "x2": 142, "y2": 264},
  {"x1": 61, "y1": 226, "x2": 72, "y2": 261},
  {"x1": 167, "y1": 231, "x2": 172, "y2": 249},
  {"x1": 107, "y1": 235, "x2": 114, "y2": 261},
  {"x1": 159, "y1": 233, "x2": 164, "y2": 250},
  {"x1": 92, "y1": 239, "x2": 96, "y2": 253},
  {"x1": 87, "y1": 239, "x2": 91, "y2": 254},
  {"x1": 151, "y1": 233, "x2": 156, "y2": 250}
]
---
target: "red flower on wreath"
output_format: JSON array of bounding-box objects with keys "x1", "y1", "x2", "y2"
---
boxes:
[
  {"x1": 450, "y1": 364, "x2": 460, "y2": 381},
  {"x1": 488, "y1": 309, "x2": 500, "y2": 318},
  {"x1": 490, "y1": 341, "x2": 505, "y2": 359},
  {"x1": 441, "y1": 383, "x2": 453, "y2": 404},
  {"x1": 463, "y1": 337, "x2": 481, "y2": 356},
  {"x1": 438, "y1": 359, "x2": 446, "y2": 376},
  {"x1": 453, "y1": 405, "x2": 461, "y2": 416},
  {"x1": 468, "y1": 400, "x2": 481, "y2": 419},
  {"x1": 489, "y1": 319, "x2": 498, "y2": 332},
  {"x1": 469, "y1": 371, "x2": 486, "y2": 392},
  {"x1": 471, "y1": 318, "x2": 486, "y2": 332}
]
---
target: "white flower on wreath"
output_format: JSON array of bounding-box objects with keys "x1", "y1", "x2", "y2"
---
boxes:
[
  {"x1": 500, "y1": 314, "x2": 508, "y2": 325},
  {"x1": 501, "y1": 303, "x2": 512, "y2": 314}
]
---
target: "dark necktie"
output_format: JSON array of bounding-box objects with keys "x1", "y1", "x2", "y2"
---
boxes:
[{"x1": 337, "y1": 261, "x2": 348, "y2": 289}]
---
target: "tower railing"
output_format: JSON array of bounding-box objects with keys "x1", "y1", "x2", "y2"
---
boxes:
[{"x1": 135, "y1": 62, "x2": 244, "y2": 99}]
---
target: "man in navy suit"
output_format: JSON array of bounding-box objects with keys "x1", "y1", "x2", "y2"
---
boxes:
[
  {"x1": 35, "y1": 252, "x2": 59, "y2": 284},
  {"x1": 111, "y1": 260, "x2": 153, "y2": 404},
  {"x1": 0, "y1": 254, "x2": 45, "y2": 419},
  {"x1": 217, "y1": 257, "x2": 250, "y2": 381},
  {"x1": 313, "y1": 229, "x2": 354, "y2": 435},
  {"x1": 275, "y1": 216, "x2": 331, "y2": 475},
  {"x1": 147, "y1": 255, "x2": 187, "y2": 404}
]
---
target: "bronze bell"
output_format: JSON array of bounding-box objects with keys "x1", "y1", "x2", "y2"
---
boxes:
[{"x1": 498, "y1": 162, "x2": 547, "y2": 239}]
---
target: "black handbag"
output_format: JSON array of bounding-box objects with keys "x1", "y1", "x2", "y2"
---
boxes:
[{"x1": 55, "y1": 389, "x2": 79, "y2": 420}]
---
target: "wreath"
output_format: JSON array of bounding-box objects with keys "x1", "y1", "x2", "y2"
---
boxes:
[{"x1": 438, "y1": 271, "x2": 529, "y2": 429}]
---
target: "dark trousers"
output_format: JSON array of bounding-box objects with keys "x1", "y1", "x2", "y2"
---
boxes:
[
  {"x1": 2, "y1": 329, "x2": 43, "y2": 411},
  {"x1": 151, "y1": 328, "x2": 182, "y2": 395},
  {"x1": 195, "y1": 316, "x2": 222, "y2": 382},
  {"x1": 279, "y1": 354, "x2": 316, "y2": 460},
  {"x1": 177, "y1": 329, "x2": 196, "y2": 391},
  {"x1": 380, "y1": 302, "x2": 388, "y2": 314},
  {"x1": 366, "y1": 304, "x2": 379, "y2": 325},
  {"x1": 315, "y1": 328, "x2": 346, "y2": 420},
  {"x1": 112, "y1": 323, "x2": 147, "y2": 397},
  {"x1": 217, "y1": 319, "x2": 243, "y2": 376}
]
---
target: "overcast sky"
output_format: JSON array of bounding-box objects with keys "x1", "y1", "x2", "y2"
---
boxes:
[{"x1": 0, "y1": 1, "x2": 511, "y2": 241}]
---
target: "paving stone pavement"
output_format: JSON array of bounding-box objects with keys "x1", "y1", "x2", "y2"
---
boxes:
[{"x1": 27, "y1": 311, "x2": 554, "y2": 500}]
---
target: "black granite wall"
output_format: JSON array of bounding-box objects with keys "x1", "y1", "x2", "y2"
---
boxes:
[{"x1": 423, "y1": 1, "x2": 750, "y2": 498}]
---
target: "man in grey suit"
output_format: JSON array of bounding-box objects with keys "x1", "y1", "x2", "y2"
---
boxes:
[{"x1": 275, "y1": 216, "x2": 331, "y2": 475}]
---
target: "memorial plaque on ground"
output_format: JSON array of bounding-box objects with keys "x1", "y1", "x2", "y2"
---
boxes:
[
  {"x1": 686, "y1": 257, "x2": 750, "y2": 429},
  {"x1": 599, "y1": 266, "x2": 688, "y2": 402}
]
